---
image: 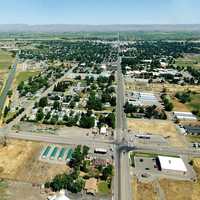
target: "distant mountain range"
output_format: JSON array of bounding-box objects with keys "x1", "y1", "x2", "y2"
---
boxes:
[{"x1": 0, "y1": 24, "x2": 200, "y2": 32}]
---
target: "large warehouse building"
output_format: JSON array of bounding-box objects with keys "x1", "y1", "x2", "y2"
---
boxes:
[
  {"x1": 157, "y1": 156, "x2": 187, "y2": 175},
  {"x1": 173, "y1": 111, "x2": 197, "y2": 121}
]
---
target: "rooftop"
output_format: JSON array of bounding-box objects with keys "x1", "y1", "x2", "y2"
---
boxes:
[{"x1": 158, "y1": 156, "x2": 187, "y2": 172}]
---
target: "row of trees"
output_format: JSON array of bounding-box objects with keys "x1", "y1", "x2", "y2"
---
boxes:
[{"x1": 161, "y1": 94, "x2": 174, "y2": 111}]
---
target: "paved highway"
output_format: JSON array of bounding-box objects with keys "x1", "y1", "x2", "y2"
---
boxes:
[
  {"x1": 114, "y1": 54, "x2": 132, "y2": 200},
  {"x1": 0, "y1": 64, "x2": 16, "y2": 114},
  {"x1": 7, "y1": 131, "x2": 112, "y2": 147}
]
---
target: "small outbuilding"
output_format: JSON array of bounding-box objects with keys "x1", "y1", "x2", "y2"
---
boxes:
[{"x1": 100, "y1": 127, "x2": 107, "y2": 135}]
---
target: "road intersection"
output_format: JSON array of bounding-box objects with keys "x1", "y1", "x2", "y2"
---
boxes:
[{"x1": 1, "y1": 54, "x2": 200, "y2": 200}]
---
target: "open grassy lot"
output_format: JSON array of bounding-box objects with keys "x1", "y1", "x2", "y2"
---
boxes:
[
  {"x1": 159, "y1": 179, "x2": 196, "y2": 200},
  {"x1": 0, "y1": 50, "x2": 14, "y2": 93},
  {"x1": 187, "y1": 135, "x2": 200, "y2": 143},
  {"x1": 15, "y1": 71, "x2": 40, "y2": 85},
  {"x1": 172, "y1": 92, "x2": 200, "y2": 116},
  {"x1": 128, "y1": 119, "x2": 184, "y2": 147},
  {"x1": 0, "y1": 50, "x2": 14, "y2": 70},
  {"x1": 98, "y1": 181, "x2": 111, "y2": 196},
  {"x1": 175, "y1": 54, "x2": 200, "y2": 69},
  {"x1": 186, "y1": 93, "x2": 200, "y2": 111},
  {"x1": 172, "y1": 97, "x2": 190, "y2": 112},
  {"x1": 132, "y1": 177, "x2": 157, "y2": 200},
  {"x1": 0, "y1": 180, "x2": 8, "y2": 200},
  {"x1": 0, "y1": 139, "x2": 69, "y2": 184},
  {"x1": 126, "y1": 82, "x2": 200, "y2": 94}
]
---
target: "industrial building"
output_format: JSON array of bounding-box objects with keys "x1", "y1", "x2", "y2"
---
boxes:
[
  {"x1": 128, "y1": 92, "x2": 160, "y2": 107},
  {"x1": 173, "y1": 111, "x2": 197, "y2": 121},
  {"x1": 183, "y1": 125, "x2": 200, "y2": 136},
  {"x1": 157, "y1": 156, "x2": 187, "y2": 175}
]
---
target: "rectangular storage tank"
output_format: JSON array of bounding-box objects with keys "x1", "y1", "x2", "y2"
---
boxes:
[
  {"x1": 42, "y1": 146, "x2": 51, "y2": 158},
  {"x1": 66, "y1": 149, "x2": 73, "y2": 161},
  {"x1": 50, "y1": 147, "x2": 58, "y2": 159},
  {"x1": 58, "y1": 148, "x2": 66, "y2": 160}
]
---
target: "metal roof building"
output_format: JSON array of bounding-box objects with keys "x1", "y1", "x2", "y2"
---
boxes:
[
  {"x1": 173, "y1": 111, "x2": 197, "y2": 121},
  {"x1": 158, "y1": 156, "x2": 187, "y2": 173},
  {"x1": 128, "y1": 92, "x2": 160, "y2": 106}
]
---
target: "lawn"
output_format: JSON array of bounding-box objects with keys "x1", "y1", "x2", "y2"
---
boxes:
[
  {"x1": 15, "y1": 71, "x2": 40, "y2": 85},
  {"x1": 0, "y1": 50, "x2": 14, "y2": 70},
  {"x1": 98, "y1": 181, "x2": 110, "y2": 195},
  {"x1": 0, "y1": 50, "x2": 14, "y2": 93},
  {"x1": 0, "y1": 180, "x2": 8, "y2": 200},
  {"x1": 186, "y1": 135, "x2": 200, "y2": 143},
  {"x1": 175, "y1": 54, "x2": 200, "y2": 69},
  {"x1": 186, "y1": 94, "x2": 200, "y2": 111}
]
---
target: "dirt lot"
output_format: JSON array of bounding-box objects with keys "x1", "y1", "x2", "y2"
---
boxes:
[
  {"x1": 128, "y1": 119, "x2": 184, "y2": 147},
  {"x1": 159, "y1": 179, "x2": 195, "y2": 200},
  {"x1": 133, "y1": 158, "x2": 200, "y2": 200},
  {"x1": 126, "y1": 82, "x2": 200, "y2": 94},
  {"x1": 132, "y1": 177, "x2": 157, "y2": 200},
  {"x1": 6, "y1": 181, "x2": 45, "y2": 200},
  {"x1": 172, "y1": 97, "x2": 190, "y2": 112},
  {"x1": 0, "y1": 140, "x2": 69, "y2": 184}
]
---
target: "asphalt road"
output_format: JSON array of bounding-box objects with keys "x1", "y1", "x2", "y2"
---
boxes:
[
  {"x1": 114, "y1": 55, "x2": 131, "y2": 200},
  {"x1": 0, "y1": 64, "x2": 16, "y2": 114},
  {"x1": 7, "y1": 131, "x2": 112, "y2": 147}
]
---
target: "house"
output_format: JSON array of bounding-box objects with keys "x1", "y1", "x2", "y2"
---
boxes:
[{"x1": 84, "y1": 178, "x2": 98, "y2": 195}]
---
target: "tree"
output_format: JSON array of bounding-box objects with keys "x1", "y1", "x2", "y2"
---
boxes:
[
  {"x1": 53, "y1": 100, "x2": 61, "y2": 110},
  {"x1": 70, "y1": 145, "x2": 83, "y2": 168},
  {"x1": 3, "y1": 106, "x2": 10, "y2": 118},
  {"x1": 7, "y1": 90, "x2": 13, "y2": 98},
  {"x1": 79, "y1": 113, "x2": 95, "y2": 128},
  {"x1": 36, "y1": 108, "x2": 44, "y2": 121},
  {"x1": 110, "y1": 96, "x2": 116, "y2": 107},
  {"x1": 39, "y1": 97, "x2": 48, "y2": 107},
  {"x1": 106, "y1": 113, "x2": 115, "y2": 129},
  {"x1": 82, "y1": 145, "x2": 90, "y2": 158},
  {"x1": 165, "y1": 102, "x2": 173, "y2": 111},
  {"x1": 87, "y1": 94, "x2": 102, "y2": 111},
  {"x1": 102, "y1": 164, "x2": 113, "y2": 180}
]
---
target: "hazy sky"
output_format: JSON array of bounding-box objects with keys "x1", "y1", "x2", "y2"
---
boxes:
[{"x1": 1, "y1": 0, "x2": 200, "y2": 24}]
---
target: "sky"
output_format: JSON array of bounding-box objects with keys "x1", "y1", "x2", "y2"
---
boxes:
[{"x1": 1, "y1": 0, "x2": 200, "y2": 25}]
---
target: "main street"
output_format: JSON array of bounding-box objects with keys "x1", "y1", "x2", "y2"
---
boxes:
[{"x1": 114, "y1": 54, "x2": 132, "y2": 200}]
